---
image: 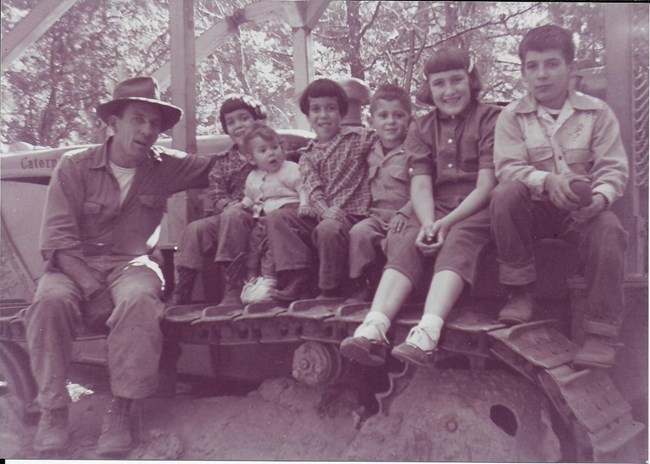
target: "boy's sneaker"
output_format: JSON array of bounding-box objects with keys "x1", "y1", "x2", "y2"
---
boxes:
[
  {"x1": 498, "y1": 284, "x2": 534, "y2": 325},
  {"x1": 391, "y1": 326, "x2": 438, "y2": 367},
  {"x1": 340, "y1": 319, "x2": 389, "y2": 366},
  {"x1": 34, "y1": 407, "x2": 69, "y2": 452}
]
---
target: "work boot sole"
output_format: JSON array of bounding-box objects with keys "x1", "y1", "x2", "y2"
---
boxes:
[{"x1": 340, "y1": 337, "x2": 387, "y2": 367}]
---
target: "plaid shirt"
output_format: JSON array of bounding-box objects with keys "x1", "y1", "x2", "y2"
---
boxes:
[
  {"x1": 208, "y1": 145, "x2": 255, "y2": 215},
  {"x1": 298, "y1": 126, "x2": 377, "y2": 217}
]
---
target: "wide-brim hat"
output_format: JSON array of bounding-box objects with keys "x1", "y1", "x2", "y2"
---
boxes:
[{"x1": 96, "y1": 76, "x2": 183, "y2": 132}]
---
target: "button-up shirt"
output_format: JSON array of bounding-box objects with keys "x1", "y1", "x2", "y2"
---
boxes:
[
  {"x1": 299, "y1": 126, "x2": 377, "y2": 217},
  {"x1": 208, "y1": 145, "x2": 255, "y2": 214},
  {"x1": 241, "y1": 160, "x2": 307, "y2": 218},
  {"x1": 406, "y1": 101, "x2": 501, "y2": 211},
  {"x1": 494, "y1": 91, "x2": 628, "y2": 204},
  {"x1": 40, "y1": 138, "x2": 215, "y2": 267},
  {"x1": 368, "y1": 142, "x2": 412, "y2": 222}
]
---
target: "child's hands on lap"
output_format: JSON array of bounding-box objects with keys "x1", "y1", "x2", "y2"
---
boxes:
[
  {"x1": 389, "y1": 213, "x2": 407, "y2": 234},
  {"x1": 571, "y1": 193, "x2": 607, "y2": 223},
  {"x1": 415, "y1": 220, "x2": 445, "y2": 256},
  {"x1": 544, "y1": 173, "x2": 591, "y2": 211},
  {"x1": 298, "y1": 205, "x2": 317, "y2": 218},
  {"x1": 322, "y1": 206, "x2": 346, "y2": 222}
]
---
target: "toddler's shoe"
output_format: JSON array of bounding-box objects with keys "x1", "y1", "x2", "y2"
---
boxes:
[
  {"x1": 340, "y1": 319, "x2": 389, "y2": 366},
  {"x1": 573, "y1": 335, "x2": 620, "y2": 369},
  {"x1": 391, "y1": 326, "x2": 438, "y2": 367},
  {"x1": 241, "y1": 277, "x2": 277, "y2": 304}
]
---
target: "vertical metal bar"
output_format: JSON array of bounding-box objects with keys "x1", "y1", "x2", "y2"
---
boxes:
[{"x1": 605, "y1": 3, "x2": 642, "y2": 276}]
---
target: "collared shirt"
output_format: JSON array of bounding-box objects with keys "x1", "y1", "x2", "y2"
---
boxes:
[
  {"x1": 40, "y1": 138, "x2": 215, "y2": 266},
  {"x1": 367, "y1": 142, "x2": 412, "y2": 222},
  {"x1": 208, "y1": 145, "x2": 255, "y2": 215},
  {"x1": 494, "y1": 91, "x2": 629, "y2": 204},
  {"x1": 242, "y1": 160, "x2": 306, "y2": 218},
  {"x1": 299, "y1": 126, "x2": 378, "y2": 217},
  {"x1": 406, "y1": 101, "x2": 501, "y2": 210}
]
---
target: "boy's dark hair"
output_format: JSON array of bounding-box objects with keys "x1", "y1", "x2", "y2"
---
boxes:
[
  {"x1": 219, "y1": 94, "x2": 267, "y2": 134},
  {"x1": 518, "y1": 24, "x2": 575, "y2": 65},
  {"x1": 298, "y1": 78, "x2": 349, "y2": 117},
  {"x1": 240, "y1": 121, "x2": 281, "y2": 156},
  {"x1": 416, "y1": 47, "x2": 483, "y2": 105},
  {"x1": 370, "y1": 84, "x2": 412, "y2": 115}
]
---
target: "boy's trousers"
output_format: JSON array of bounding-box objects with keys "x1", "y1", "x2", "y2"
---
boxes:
[
  {"x1": 266, "y1": 204, "x2": 362, "y2": 291},
  {"x1": 490, "y1": 180, "x2": 628, "y2": 337},
  {"x1": 174, "y1": 207, "x2": 255, "y2": 270}
]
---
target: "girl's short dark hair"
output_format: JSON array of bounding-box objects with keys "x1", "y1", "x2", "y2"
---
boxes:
[
  {"x1": 240, "y1": 121, "x2": 281, "y2": 156},
  {"x1": 219, "y1": 94, "x2": 267, "y2": 134},
  {"x1": 370, "y1": 84, "x2": 412, "y2": 115},
  {"x1": 298, "y1": 78, "x2": 349, "y2": 117},
  {"x1": 416, "y1": 47, "x2": 483, "y2": 105},
  {"x1": 518, "y1": 24, "x2": 575, "y2": 65}
]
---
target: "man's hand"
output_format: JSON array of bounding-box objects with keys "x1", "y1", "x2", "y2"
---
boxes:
[
  {"x1": 388, "y1": 214, "x2": 407, "y2": 234},
  {"x1": 571, "y1": 193, "x2": 608, "y2": 223},
  {"x1": 321, "y1": 206, "x2": 346, "y2": 223},
  {"x1": 544, "y1": 173, "x2": 591, "y2": 211}
]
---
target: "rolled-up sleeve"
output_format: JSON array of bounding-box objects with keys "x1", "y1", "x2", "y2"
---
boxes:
[
  {"x1": 405, "y1": 118, "x2": 435, "y2": 178},
  {"x1": 40, "y1": 155, "x2": 85, "y2": 267},
  {"x1": 299, "y1": 153, "x2": 329, "y2": 217},
  {"x1": 494, "y1": 108, "x2": 549, "y2": 194}
]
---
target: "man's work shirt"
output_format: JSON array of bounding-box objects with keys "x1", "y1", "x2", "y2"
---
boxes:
[
  {"x1": 367, "y1": 142, "x2": 412, "y2": 223},
  {"x1": 406, "y1": 101, "x2": 500, "y2": 213},
  {"x1": 298, "y1": 126, "x2": 377, "y2": 218},
  {"x1": 40, "y1": 138, "x2": 215, "y2": 268},
  {"x1": 494, "y1": 91, "x2": 629, "y2": 205},
  {"x1": 208, "y1": 145, "x2": 255, "y2": 215}
]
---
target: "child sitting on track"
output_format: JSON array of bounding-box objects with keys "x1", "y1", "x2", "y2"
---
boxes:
[
  {"x1": 266, "y1": 78, "x2": 378, "y2": 301},
  {"x1": 346, "y1": 84, "x2": 413, "y2": 303},
  {"x1": 340, "y1": 47, "x2": 501, "y2": 367},
  {"x1": 490, "y1": 25, "x2": 629, "y2": 369},
  {"x1": 238, "y1": 122, "x2": 307, "y2": 303},
  {"x1": 169, "y1": 95, "x2": 267, "y2": 306}
]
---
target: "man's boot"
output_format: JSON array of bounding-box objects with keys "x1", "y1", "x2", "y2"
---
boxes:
[
  {"x1": 169, "y1": 266, "x2": 198, "y2": 305},
  {"x1": 498, "y1": 284, "x2": 535, "y2": 325},
  {"x1": 34, "y1": 407, "x2": 69, "y2": 452},
  {"x1": 96, "y1": 396, "x2": 132, "y2": 456}
]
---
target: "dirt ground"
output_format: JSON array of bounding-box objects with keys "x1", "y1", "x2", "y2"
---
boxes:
[{"x1": 1, "y1": 366, "x2": 567, "y2": 461}]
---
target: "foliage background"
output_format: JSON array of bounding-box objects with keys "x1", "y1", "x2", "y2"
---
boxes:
[{"x1": 0, "y1": 1, "x2": 647, "y2": 149}]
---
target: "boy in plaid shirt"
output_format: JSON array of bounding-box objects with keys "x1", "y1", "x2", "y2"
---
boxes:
[
  {"x1": 266, "y1": 78, "x2": 377, "y2": 300},
  {"x1": 170, "y1": 95, "x2": 267, "y2": 305}
]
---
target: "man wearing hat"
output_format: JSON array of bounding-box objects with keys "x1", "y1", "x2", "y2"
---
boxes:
[{"x1": 24, "y1": 76, "x2": 216, "y2": 456}]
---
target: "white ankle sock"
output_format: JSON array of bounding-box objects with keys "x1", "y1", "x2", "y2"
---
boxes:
[
  {"x1": 354, "y1": 311, "x2": 391, "y2": 341},
  {"x1": 420, "y1": 314, "x2": 444, "y2": 334},
  {"x1": 406, "y1": 314, "x2": 444, "y2": 351}
]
